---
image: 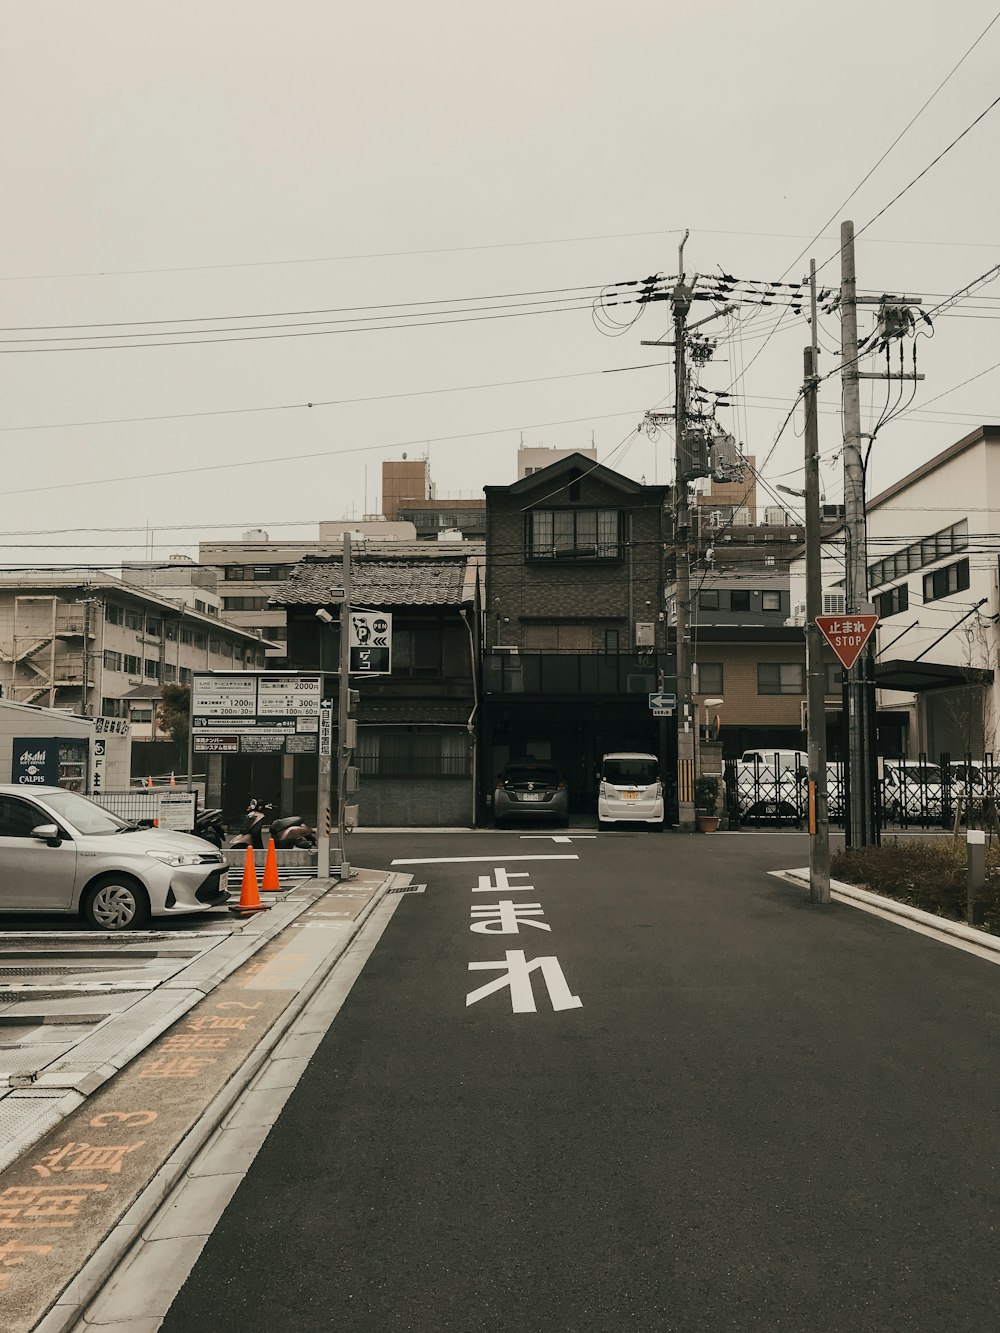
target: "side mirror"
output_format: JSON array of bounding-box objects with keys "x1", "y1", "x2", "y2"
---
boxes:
[{"x1": 31, "y1": 823, "x2": 61, "y2": 844}]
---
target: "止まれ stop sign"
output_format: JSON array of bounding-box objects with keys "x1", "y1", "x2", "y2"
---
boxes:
[{"x1": 815, "y1": 613, "x2": 878, "y2": 671}]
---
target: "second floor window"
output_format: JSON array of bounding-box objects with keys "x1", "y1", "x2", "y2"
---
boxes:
[
  {"x1": 393, "y1": 627, "x2": 441, "y2": 675},
  {"x1": 875, "y1": 584, "x2": 909, "y2": 619},
  {"x1": 696, "y1": 662, "x2": 723, "y2": 694},
  {"x1": 103, "y1": 650, "x2": 122, "y2": 672},
  {"x1": 758, "y1": 662, "x2": 804, "y2": 695},
  {"x1": 528, "y1": 509, "x2": 622, "y2": 560},
  {"x1": 923, "y1": 558, "x2": 969, "y2": 604}
]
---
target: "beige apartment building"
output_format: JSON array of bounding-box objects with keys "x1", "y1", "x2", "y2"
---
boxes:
[{"x1": 0, "y1": 572, "x2": 269, "y2": 738}]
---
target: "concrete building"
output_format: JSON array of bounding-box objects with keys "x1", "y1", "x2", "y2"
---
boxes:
[
  {"x1": 120, "y1": 555, "x2": 222, "y2": 617},
  {"x1": 517, "y1": 444, "x2": 598, "y2": 480},
  {"x1": 380, "y1": 457, "x2": 485, "y2": 538},
  {"x1": 789, "y1": 424, "x2": 1000, "y2": 760},
  {"x1": 0, "y1": 572, "x2": 269, "y2": 750}
]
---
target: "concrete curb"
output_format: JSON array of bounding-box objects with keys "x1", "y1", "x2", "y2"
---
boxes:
[
  {"x1": 775, "y1": 866, "x2": 1000, "y2": 961},
  {"x1": 33, "y1": 868, "x2": 408, "y2": 1333}
]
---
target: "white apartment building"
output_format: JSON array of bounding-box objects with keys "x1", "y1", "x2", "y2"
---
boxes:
[
  {"x1": 0, "y1": 571, "x2": 270, "y2": 740},
  {"x1": 789, "y1": 424, "x2": 1000, "y2": 758}
]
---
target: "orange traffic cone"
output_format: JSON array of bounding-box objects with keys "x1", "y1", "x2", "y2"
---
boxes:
[
  {"x1": 146, "y1": 775, "x2": 153, "y2": 789},
  {"x1": 230, "y1": 846, "x2": 270, "y2": 915},
  {"x1": 261, "y1": 838, "x2": 281, "y2": 892},
  {"x1": 169, "y1": 772, "x2": 176, "y2": 787}
]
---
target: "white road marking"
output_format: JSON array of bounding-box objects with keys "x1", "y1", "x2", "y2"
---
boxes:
[
  {"x1": 390, "y1": 854, "x2": 579, "y2": 865},
  {"x1": 520, "y1": 835, "x2": 596, "y2": 843},
  {"x1": 467, "y1": 950, "x2": 582, "y2": 1013}
]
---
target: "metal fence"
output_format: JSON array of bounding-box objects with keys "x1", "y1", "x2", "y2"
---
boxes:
[
  {"x1": 89, "y1": 789, "x2": 199, "y2": 831},
  {"x1": 723, "y1": 752, "x2": 998, "y2": 832}
]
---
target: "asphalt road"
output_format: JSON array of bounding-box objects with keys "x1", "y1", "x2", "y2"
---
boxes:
[{"x1": 160, "y1": 829, "x2": 1000, "y2": 1332}]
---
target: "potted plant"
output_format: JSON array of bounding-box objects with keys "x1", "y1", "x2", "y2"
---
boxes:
[{"x1": 694, "y1": 774, "x2": 721, "y2": 833}]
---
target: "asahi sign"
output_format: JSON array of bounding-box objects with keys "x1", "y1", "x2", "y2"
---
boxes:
[{"x1": 192, "y1": 673, "x2": 322, "y2": 755}]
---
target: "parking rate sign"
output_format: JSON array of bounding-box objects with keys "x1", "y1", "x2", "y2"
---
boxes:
[
  {"x1": 815, "y1": 613, "x2": 878, "y2": 671},
  {"x1": 349, "y1": 610, "x2": 392, "y2": 674}
]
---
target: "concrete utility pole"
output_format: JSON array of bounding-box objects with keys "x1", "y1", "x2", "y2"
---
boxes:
[
  {"x1": 337, "y1": 531, "x2": 353, "y2": 879},
  {"x1": 672, "y1": 231, "x2": 696, "y2": 831},
  {"x1": 804, "y1": 260, "x2": 830, "y2": 902},
  {"x1": 839, "y1": 220, "x2": 878, "y2": 848}
]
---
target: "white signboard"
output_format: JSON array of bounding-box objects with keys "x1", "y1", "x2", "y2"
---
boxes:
[
  {"x1": 257, "y1": 674, "x2": 322, "y2": 716},
  {"x1": 192, "y1": 675, "x2": 257, "y2": 718},
  {"x1": 157, "y1": 793, "x2": 197, "y2": 831},
  {"x1": 349, "y1": 611, "x2": 392, "y2": 675}
]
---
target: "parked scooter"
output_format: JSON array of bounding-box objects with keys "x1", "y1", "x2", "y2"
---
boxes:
[
  {"x1": 229, "y1": 799, "x2": 274, "y2": 850},
  {"x1": 194, "y1": 807, "x2": 225, "y2": 848},
  {"x1": 268, "y1": 813, "x2": 317, "y2": 849}
]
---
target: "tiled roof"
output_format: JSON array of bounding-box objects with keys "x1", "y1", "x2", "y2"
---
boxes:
[{"x1": 270, "y1": 556, "x2": 476, "y2": 608}]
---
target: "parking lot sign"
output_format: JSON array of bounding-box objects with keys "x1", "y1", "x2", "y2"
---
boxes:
[{"x1": 349, "y1": 611, "x2": 392, "y2": 675}]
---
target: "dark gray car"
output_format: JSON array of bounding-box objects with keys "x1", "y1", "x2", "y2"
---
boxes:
[{"x1": 493, "y1": 762, "x2": 569, "y2": 828}]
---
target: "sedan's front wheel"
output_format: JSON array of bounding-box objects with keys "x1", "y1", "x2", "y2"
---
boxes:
[{"x1": 82, "y1": 877, "x2": 151, "y2": 931}]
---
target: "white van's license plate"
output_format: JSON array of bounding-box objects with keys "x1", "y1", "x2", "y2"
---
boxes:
[{"x1": 622, "y1": 792, "x2": 638, "y2": 800}]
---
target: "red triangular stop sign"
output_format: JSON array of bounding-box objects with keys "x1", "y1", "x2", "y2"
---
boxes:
[{"x1": 815, "y1": 613, "x2": 879, "y2": 671}]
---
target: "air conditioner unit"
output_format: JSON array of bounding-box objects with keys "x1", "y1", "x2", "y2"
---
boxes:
[
  {"x1": 634, "y1": 622, "x2": 655, "y2": 647},
  {"x1": 785, "y1": 602, "x2": 807, "y2": 627},
  {"x1": 822, "y1": 590, "x2": 846, "y2": 615}
]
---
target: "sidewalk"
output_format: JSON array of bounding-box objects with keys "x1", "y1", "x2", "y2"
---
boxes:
[{"x1": 0, "y1": 866, "x2": 406, "y2": 1333}]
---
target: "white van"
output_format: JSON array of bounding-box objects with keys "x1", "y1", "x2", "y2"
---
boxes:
[{"x1": 598, "y1": 752, "x2": 663, "y2": 830}]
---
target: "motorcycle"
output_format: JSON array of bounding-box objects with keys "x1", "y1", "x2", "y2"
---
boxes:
[
  {"x1": 194, "y1": 807, "x2": 225, "y2": 848},
  {"x1": 268, "y1": 813, "x2": 317, "y2": 850},
  {"x1": 229, "y1": 799, "x2": 273, "y2": 850}
]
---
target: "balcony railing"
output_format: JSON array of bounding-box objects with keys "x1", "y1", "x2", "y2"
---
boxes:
[{"x1": 483, "y1": 652, "x2": 660, "y2": 696}]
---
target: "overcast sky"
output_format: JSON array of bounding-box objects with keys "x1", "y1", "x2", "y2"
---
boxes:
[{"x1": 3, "y1": 1, "x2": 999, "y2": 568}]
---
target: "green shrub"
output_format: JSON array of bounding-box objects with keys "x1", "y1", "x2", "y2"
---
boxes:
[
  {"x1": 694, "y1": 774, "x2": 720, "y2": 811},
  {"x1": 830, "y1": 838, "x2": 1000, "y2": 933}
]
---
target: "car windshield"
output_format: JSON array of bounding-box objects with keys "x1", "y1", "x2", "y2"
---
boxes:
[
  {"x1": 39, "y1": 789, "x2": 131, "y2": 835},
  {"x1": 502, "y1": 767, "x2": 559, "y2": 787},
  {"x1": 604, "y1": 758, "x2": 658, "y2": 785}
]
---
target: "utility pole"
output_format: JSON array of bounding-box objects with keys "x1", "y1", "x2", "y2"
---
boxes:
[
  {"x1": 839, "y1": 222, "x2": 925, "y2": 847},
  {"x1": 673, "y1": 231, "x2": 696, "y2": 831},
  {"x1": 337, "y1": 532, "x2": 353, "y2": 880},
  {"x1": 839, "y1": 221, "x2": 877, "y2": 847},
  {"x1": 804, "y1": 260, "x2": 830, "y2": 902}
]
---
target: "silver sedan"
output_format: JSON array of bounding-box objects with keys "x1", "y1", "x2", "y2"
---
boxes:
[{"x1": 0, "y1": 785, "x2": 229, "y2": 930}]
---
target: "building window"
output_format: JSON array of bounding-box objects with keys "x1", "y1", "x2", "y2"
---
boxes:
[
  {"x1": 146, "y1": 618, "x2": 161, "y2": 638},
  {"x1": 699, "y1": 590, "x2": 720, "y2": 611},
  {"x1": 124, "y1": 609, "x2": 144, "y2": 631},
  {"x1": 761, "y1": 591, "x2": 782, "y2": 612},
  {"x1": 758, "y1": 662, "x2": 804, "y2": 694},
  {"x1": 923, "y1": 558, "x2": 970, "y2": 604},
  {"x1": 826, "y1": 663, "x2": 843, "y2": 694},
  {"x1": 130, "y1": 708, "x2": 153, "y2": 724},
  {"x1": 163, "y1": 663, "x2": 177, "y2": 682},
  {"x1": 144, "y1": 658, "x2": 159, "y2": 680},
  {"x1": 123, "y1": 654, "x2": 140, "y2": 675},
  {"x1": 869, "y1": 519, "x2": 968, "y2": 590},
  {"x1": 224, "y1": 566, "x2": 246, "y2": 581},
  {"x1": 696, "y1": 662, "x2": 723, "y2": 694},
  {"x1": 194, "y1": 599, "x2": 207, "y2": 614},
  {"x1": 730, "y1": 590, "x2": 751, "y2": 613},
  {"x1": 393, "y1": 627, "x2": 442, "y2": 675},
  {"x1": 101, "y1": 697, "x2": 123, "y2": 717},
  {"x1": 223, "y1": 596, "x2": 270, "y2": 611},
  {"x1": 179, "y1": 628, "x2": 193, "y2": 645},
  {"x1": 103, "y1": 650, "x2": 122, "y2": 672},
  {"x1": 604, "y1": 629, "x2": 620, "y2": 654},
  {"x1": 527, "y1": 509, "x2": 622, "y2": 560},
  {"x1": 252, "y1": 565, "x2": 288, "y2": 581},
  {"x1": 179, "y1": 666, "x2": 192, "y2": 684},
  {"x1": 209, "y1": 637, "x2": 224, "y2": 654},
  {"x1": 875, "y1": 584, "x2": 909, "y2": 618},
  {"x1": 194, "y1": 631, "x2": 207, "y2": 649},
  {"x1": 165, "y1": 623, "x2": 177, "y2": 641},
  {"x1": 105, "y1": 604, "x2": 123, "y2": 626}
]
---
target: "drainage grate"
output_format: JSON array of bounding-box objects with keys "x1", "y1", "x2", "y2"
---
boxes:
[{"x1": 387, "y1": 883, "x2": 426, "y2": 895}]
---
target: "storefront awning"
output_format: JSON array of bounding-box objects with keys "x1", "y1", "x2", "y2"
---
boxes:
[{"x1": 875, "y1": 659, "x2": 993, "y2": 693}]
